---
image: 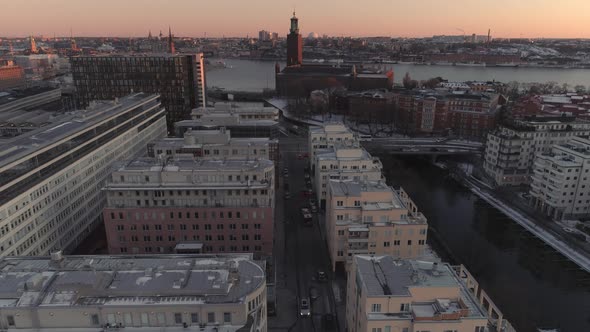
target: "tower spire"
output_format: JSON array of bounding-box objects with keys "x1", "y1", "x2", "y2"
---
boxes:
[
  {"x1": 30, "y1": 34, "x2": 37, "y2": 53},
  {"x1": 168, "y1": 25, "x2": 175, "y2": 54}
]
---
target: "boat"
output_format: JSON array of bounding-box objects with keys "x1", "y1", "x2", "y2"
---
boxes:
[
  {"x1": 454, "y1": 62, "x2": 486, "y2": 67},
  {"x1": 495, "y1": 62, "x2": 519, "y2": 67}
]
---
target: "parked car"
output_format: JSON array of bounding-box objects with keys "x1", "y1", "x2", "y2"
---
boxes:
[
  {"x1": 284, "y1": 192, "x2": 291, "y2": 199},
  {"x1": 299, "y1": 298, "x2": 311, "y2": 317},
  {"x1": 317, "y1": 271, "x2": 327, "y2": 282},
  {"x1": 309, "y1": 287, "x2": 319, "y2": 300}
]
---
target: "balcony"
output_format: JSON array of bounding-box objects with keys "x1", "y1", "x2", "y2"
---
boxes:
[{"x1": 348, "y1": 242, "x2": 368, "y2": 250}]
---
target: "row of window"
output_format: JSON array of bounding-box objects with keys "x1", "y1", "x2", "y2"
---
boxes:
[
  {"x1": 116, "y1": 222, "x2": 263, "y2": 232},
  {"x1": 119, "y1": 245, "x2": 263, "y2": 253}
]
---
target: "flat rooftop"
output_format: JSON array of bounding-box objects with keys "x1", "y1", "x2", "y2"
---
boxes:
[
  {"x1": 0, "y1": 87, "x2": 58, "y2": 106},
  {"x1": 114, "y1": 157, "x2": 274, "y2": 173},
  {"x1": 0, "y1": 254, "x2": 264, "y2": 308},
  {"x1": 0, "y1": 93, "x2": 160, "y2": 168}
]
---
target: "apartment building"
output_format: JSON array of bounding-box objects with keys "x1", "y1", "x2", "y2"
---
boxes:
[
  {"x1": 347, "y1": 256, "x2": 491, "y2": 332},
  {"x1": 483, "y1": 116, "x2": 590, "y2": 185},
  {"x1": 103, "y1": 157, "x2": 275, "y2": 257},
  {"x1": 192, "y1": 101, "x2": 279, "y2": 121},
  {"x1": 530, "y1": 136, "x2": 590, "y2": 220},
  {"x1": 0, "y1": 93, "x2": 167, "y2": 257},
  {"x1": 393, "y1": 89, "x2": 501, "y2": 138},
  {"x1": 308, "y1": 122, "x2": 356, "y2": 172},
  {"x1": 0, "y1": 64, "x2": 25, "y2": 91},
  {"x1": 326, "y1": 180, "x2": 428, "y2": 272},
  {"x1": 71, "y1": 54, "x2": 206, "y2": 133},
  {"x1": 0, "y1": 253, "x2": 267, "y2": 331},
  {"x1": 147, "y1": 128, "x2": 279, "y2": 166},
  {"x1": 314, "y1": 141, "x2": 384, "y2": 209}
]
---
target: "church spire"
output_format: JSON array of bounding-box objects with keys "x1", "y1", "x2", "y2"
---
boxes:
[
  {"x1": 30, "y1": 34, "x2": 38, "y2": 53},
  {"x1": 168, "y1": 26, "x2": 175, "y2": 54}
]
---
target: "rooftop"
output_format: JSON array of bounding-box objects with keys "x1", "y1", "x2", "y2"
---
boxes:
[
  {"x1": 113, "y1": 157, "x2": 274, "y2": 173},
  {"x1": 0, "y1": 93, "x2": 160, "y2": 168},
  {"x1": 0, "y1": 254, "x2": 265, "y2": 308},
  {"x1": 0, "y1": 86, "x2": 59, "y2": 106}
]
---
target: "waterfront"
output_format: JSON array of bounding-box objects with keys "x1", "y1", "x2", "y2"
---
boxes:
[
  {"x1": 378, "y1": 155, "x2": 590, "y2": 332},
  {"x1": 206, "y1": 58, "x2": 590, "y2": 92}
]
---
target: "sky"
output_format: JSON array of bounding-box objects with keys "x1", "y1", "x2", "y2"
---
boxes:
[{"x1": 1, "y1": 0, "x2": 590, "y2": 39}]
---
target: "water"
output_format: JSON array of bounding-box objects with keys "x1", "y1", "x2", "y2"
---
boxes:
[
  {"x1": 206, "y1": 59, "x2": 590, "y2": 92},
  {"x1": 378, "y1": 156, "x2": 590, "y2": 332}
]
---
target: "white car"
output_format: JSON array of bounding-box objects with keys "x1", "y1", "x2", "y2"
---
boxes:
[{"x1": 299, "y1": 298, "x2": 311, "y2": 317}]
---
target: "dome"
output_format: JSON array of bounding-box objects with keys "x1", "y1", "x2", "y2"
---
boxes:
[{"x1": 307, "y1": 32, "x2": 320, "y2": 39}]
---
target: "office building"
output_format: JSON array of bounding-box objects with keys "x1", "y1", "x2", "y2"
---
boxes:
[
  {"x1": 0, "y1": 64, "x2": 25, "y2": 91},
  {"x1": 483, "y1": 116, "x2": 590, "y2": 185},
  {"x1": 192, "y1": 102, "x2": 279, "y2": 121},
  {"x1": 71, "y1": 54, "x2": 207, "y2": 133},
  {"x1": 0, "y1": 93, "x2": 167, "y2": 257},
  {"x1": 0, "y1": 87, "x2": 61, "y2": 114},
  {"x1": 530, "y1": 136, "x2": 590, "y2": 220},
  {"x1": 347, "y1": 256, "x2": 498, "y2": 332},
  {"x1": 0, "y1": 253, "x2": 267, "y2": 331},
  {"x1": 147, "y1": 128, "x2": 279, "y2": 167},
  {"x1": 326, "y1": 180, "x2": 428, "y2": 271},
  {"x1": 175, "y1": 113, "x2": 279, "y2": 139},
  {"x1": 314, "y1": 141, "x2": 384, "y2": 208},
  {"x1": 103, "y1": 157, "x2": 275, "y2": 257},
  {"x1": 258, "y1": 30, "x2": 271, "y2": 41},
  {"x1": 308, "y1": 122, "x2": 356, "y2": 172}
]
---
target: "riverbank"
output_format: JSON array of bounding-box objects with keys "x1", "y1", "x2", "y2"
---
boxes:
[{"x1": 445, "y1": 165, "x2": 590, "y2": 273}]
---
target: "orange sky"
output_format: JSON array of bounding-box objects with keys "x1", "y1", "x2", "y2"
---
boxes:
[{"x1": 2, "y1": 0, "x2": 590, "y2": 38}]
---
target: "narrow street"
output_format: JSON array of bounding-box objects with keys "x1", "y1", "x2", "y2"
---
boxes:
[{"x1": 269, "y1": 129, "x2": 342, "y2": 332}]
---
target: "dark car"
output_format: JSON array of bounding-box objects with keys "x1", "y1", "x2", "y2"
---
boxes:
[
  {"x1": 317, "y1": 270, "x2": 327, "y2": 281},
  {"x1": 309, "y1": 286, "x2": 319, "y2": 300}
]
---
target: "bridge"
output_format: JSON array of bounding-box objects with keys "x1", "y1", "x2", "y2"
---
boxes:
[{"x1": 362, "y1": 137, "x2": 484, "y2": 156}]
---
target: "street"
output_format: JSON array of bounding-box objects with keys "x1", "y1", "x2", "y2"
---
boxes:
[{"x1": 269, "y1": 128, "x2": 342, "y2": 332}]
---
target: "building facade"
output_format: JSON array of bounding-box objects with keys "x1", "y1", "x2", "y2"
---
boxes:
[
  {"x1": 103, "y1": 157, "x2": 275, "y2": 257},
  {"x1": 192, "y1": 102, "x2": 279, "y2": 121},
  {"x1": 308, "y1": 122, "x2": 356, "y2": 172},
  {"x1": 0, "y1": 254, "x2": 267, "y2": 331},
  {"x1": 0, "y1": 93, "x2": 167, "y2": 257},
  {"x1": 347, "y1": 256, "x2": 492, "y2": 332},
  {"x1": 0, "y1": 64, "x2": 25, "y2": 91},
  {"x1": 147, "y1": 128, "x2": 279, "y2": 166},
  {"x1": 393, "y1": 89, "x2": 500, "y2": 138},
  {"x1": 483, "y1": 117, "x2": 590, "y2": 186},
  {"x1": 71, "y1": 54, "x2": 207, "y2": 133},
  {"x1": 175, "y1": 114, "x2": 279, "y2": 139},
  {"x1": 530, "y1": 137, "x2": 590, "y2": 220},
  {"x1": 326, "y1": 180, "x2": 428, "y2": 272},
  {"x1": 314, "y1": 142, "x2": 384, "y2": 208}
]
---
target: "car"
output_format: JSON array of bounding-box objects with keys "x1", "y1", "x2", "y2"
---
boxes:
[
  {"x1": 304, "y1": 173, "x2": 310, "y2": 179},
  {"x1": 311, "y1": 205, "x2": 318, "y2": 213},
  {"x1": 299, "y1": 298, "x2": 311, "y2": 317},
  {"x1": 297, "y1": 154, "x2": 304, "y2": 160},
  {"x1": 309, "y1": 287, "x2": 319, "y2": 300},
  {"x1": 283, "y1": 168, "x2": 289, "y2": 173},
  {"x1": 309, "y1": 198, "x2": 318, "y2": 206},
  {"x1": 284, "y1": 173, "x2": 289, "y2": 178},
  {"x1": 284, "y1": 192, "x2": 291, "y2": 199},
  {"x1": 317, "y1": 271, "x2": 327, "y2": 282}
]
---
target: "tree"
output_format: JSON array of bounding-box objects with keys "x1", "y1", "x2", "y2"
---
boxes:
[
  {"x1": 402, "y1": 72, "x2": 418, "y2": 90},
  {"x1": 574, "y1": 85, "x2": 587, "y2": 94}
]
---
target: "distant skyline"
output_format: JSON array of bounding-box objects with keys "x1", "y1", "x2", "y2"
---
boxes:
[{"x1": 2, "y1": 0, "x2": 590, "y2": 39}]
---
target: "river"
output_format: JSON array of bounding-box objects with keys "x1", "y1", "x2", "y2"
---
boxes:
[
  {"x1": 206, "y1": 59, "x2": 590, "y2": 92},
  {"x1": 377, "y1": 155, "x2": 590, "y2": 332}
]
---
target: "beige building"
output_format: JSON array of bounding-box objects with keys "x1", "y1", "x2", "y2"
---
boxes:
[
  {"x1": 483, "y1": 117, "x2": 590, "y2": 186},
  {"x1": 347, "y1": 256, "x2": 498, "y2": 332},
  {"x1": 308, "y1": 122, "x2": 356, "y2": 172},
  {"x1": 0, "y1": 253, "x2": 267, "y2": 331},
  {"x1": 314, "y1": 142, "x2": 383, "y2": 208},
  {"x1": 192, "y1": 102, "x2": 279, "y2": 121},
  {"x1": 530, "y1": 136, "x2": 590, "y2": 220},
  {"x1": 326, "y1": 180, "x2": 427, "y2": 271}
]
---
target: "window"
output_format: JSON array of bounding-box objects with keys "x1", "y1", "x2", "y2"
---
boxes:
[
  {"x1": 223, "y1": 312, "x2": 231, "y2": 323},
  {"x1": 475, "y1": 327, "x2": 486, "y2": 332},
  {"x1": 383, "y1": 241, "x2": 390, "y2": 247},
  {"x1": 371, "y1": 303, "x2": 381, "y2": 312},
  {"x1": 174, "y1": 313, "x2": 182, "y2": 324},
  {"x1": 7, "y1": 315, "x2": 15, "y2": 326},
  {"x1": 337, "y1": 200, "x2": 343, "y2": 206},
  {"x1": 207, "y1": 312, "x2": 215, "y2": 323},
  {"x1": 407, "y1": 240, "x2": 412, "y2": 245},
  {"x1": 91, "y1": 314, "x2": 100, "y2": 326},
  {"x1": 338, "y1": 230, "x2": 344, "y2": 235},
  {"x1": 400, "y1": 303, "x2": 410, "y2": 311},
  {"x1": 191, "y1": 313, "x2": 199, "y2": 323},
  {"x1": 371, "y1": 328, "x2": 382, "y2": 332}
]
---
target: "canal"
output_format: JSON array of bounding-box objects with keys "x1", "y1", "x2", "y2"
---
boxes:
[{"x1": 377, "y1": 155, "x2": 590, "y2": 332}]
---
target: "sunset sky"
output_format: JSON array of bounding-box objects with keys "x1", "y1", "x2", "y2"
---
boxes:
[{"x1": 2, "y1": 0, "x2": 590, "y2": 39}]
